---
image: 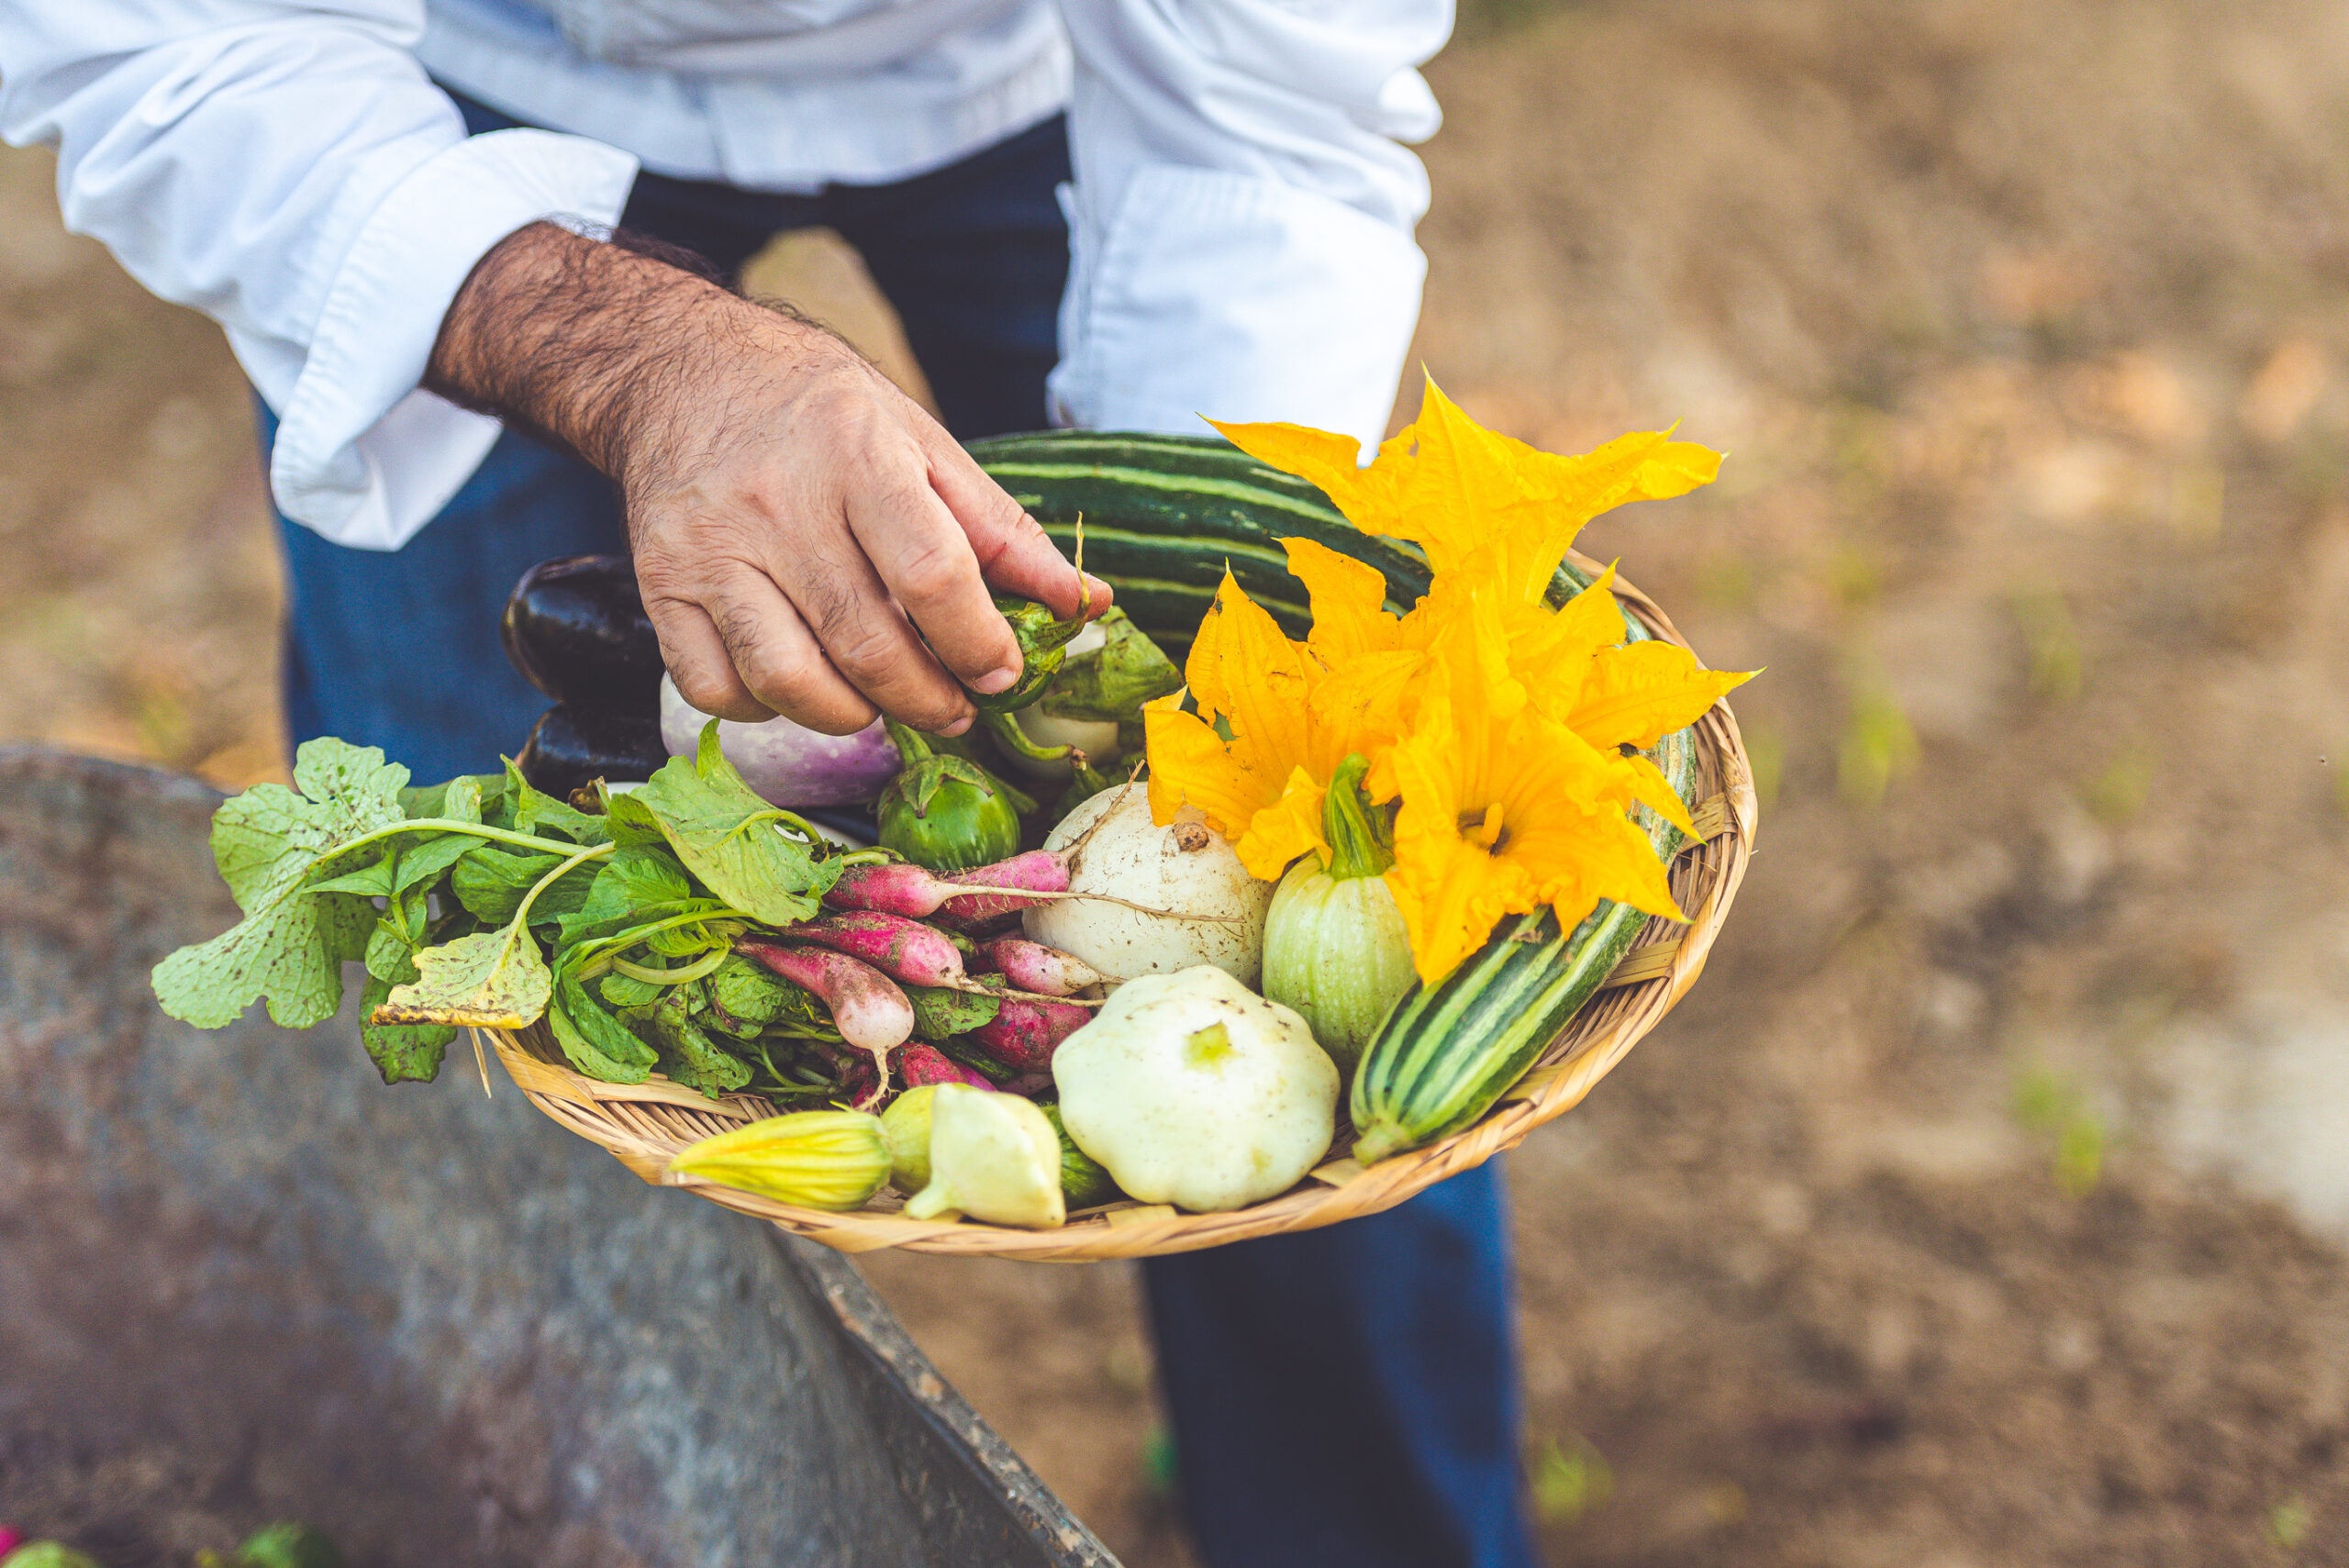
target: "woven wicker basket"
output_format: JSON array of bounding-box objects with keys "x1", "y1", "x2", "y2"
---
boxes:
[{"x1": 488, "y1": 562, "x2": 1755, "y2": 1261}]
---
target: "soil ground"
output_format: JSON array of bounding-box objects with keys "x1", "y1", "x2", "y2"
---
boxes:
[{"x1": 8, "y1": 1, "x2": 2349, "y2": 1563}]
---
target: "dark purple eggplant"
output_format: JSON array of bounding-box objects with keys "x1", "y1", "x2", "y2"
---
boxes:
[
  {"x1": 501, "y1": 555, "x2": 663, "y2": 713},
  {"x1": 516, "y1": 705, "x2": 669, "y2": 797}
]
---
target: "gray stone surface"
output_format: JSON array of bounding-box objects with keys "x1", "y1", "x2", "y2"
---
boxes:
[{"x1": 0, "y1": 748, "x2": 1117, "y2": 1568}]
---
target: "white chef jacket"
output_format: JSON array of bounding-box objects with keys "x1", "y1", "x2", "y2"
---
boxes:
[{"x1": 0, "y1": 0, "x2": 1451, "y2": 551}]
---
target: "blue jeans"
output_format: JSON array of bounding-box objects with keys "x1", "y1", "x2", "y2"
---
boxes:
[{"x1": 269, "y1": 94, "x2": 1538, "y2": 1568}]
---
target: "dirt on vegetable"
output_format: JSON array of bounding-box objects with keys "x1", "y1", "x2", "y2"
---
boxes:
[{"x1": 9, "y1": 0, "x2": 2349, "y2": 1563}]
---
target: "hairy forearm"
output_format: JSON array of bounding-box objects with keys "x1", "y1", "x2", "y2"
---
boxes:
[{"x1": 425, "y1": 221, "x2": 783, "y2": 486}]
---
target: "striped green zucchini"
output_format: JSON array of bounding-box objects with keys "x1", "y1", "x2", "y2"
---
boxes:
[{"x1": 969, "y1": 430, "x2": 1699, "y2": 1162}]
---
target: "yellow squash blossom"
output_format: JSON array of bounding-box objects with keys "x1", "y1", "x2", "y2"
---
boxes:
[
  {"x1": 1385, "y1": 650, "x2": 1687, "y2": 986},
  {"x1": 1279, "y1": 537, "x2": 1428, "y2": 753},
  {"x1": 1279, "y1": 537, "x2": 1405, "y2": 661},
  {"x1": 1363, "y1": 539, "x2": 1746, "y2": 830},
  {"x1": 1212, "y1": 374, "x2": 1722, "y2": 601},
  {"x1": 1514, "y1": 569, "x2": 1753, "y2": 828},
  {"x1": 1142, "y1": 389, "x2": 1756, "y2": 986},
  {"x1": 1561, "y1": 639, "x2": 1753, "y2": 751},
  {"x1": 1285, "y1": 534, "x2": 1732, "y2": 777},
  {"x1": 1281, "y1": 533, "x2": 1598, "y2": 740},
  {"x1": 1144, "y1": 573, "x2": 1401, "y2": 881},
  {"x1": 1276, "y1": 479, "x2": 1743, "y2": 750}
]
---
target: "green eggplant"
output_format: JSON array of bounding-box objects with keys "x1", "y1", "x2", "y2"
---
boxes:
[
  {"x1": 971, "y1": 594, "x2": 1094, "y2": 713},
  {"x1": 1031, "y1": 605, "x2": 1183, "y2": 754},
  {"x1": 876, "y1": 719, "x2": 1027, "y2": 872}
]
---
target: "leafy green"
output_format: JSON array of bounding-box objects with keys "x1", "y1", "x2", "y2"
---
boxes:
[
  {"x1": 584, "y1": 843, "x2": 692, "y2": 912},
  {"x1": 375, "y1": 922, "x2": 551, "y2": 1029},
  {"x1": 307, "y1": 831, "x2": 474, "y2": 900},
  {"x1": 356, "y1": 887, "x2": 461, "y2": 1083},
  {"x1": 597, "y1": 793, "x2": 670, "y2": 850},
  {"x1": 151, "y1": 739, "x2": 410, "y2": 1029},
  {"x1": 440, "y1": 773, "x2": 486, "y2": 825},
  {"x1": 362, "y1": 881, "x2": 434, "y2": 983},
  {"x1": 614, "y1": 723, "x2": 837, "y2": 926},
  {"x1": 400, "y1": 772, "x2": 498, "y2": 824},
  {"x1": 504, "y1": 757, "x2": 611, "y2": 845},
  {"x1": 363, "y1": 919, "x2": 414, "y2": 985},
  {"x1": 306, "y1": 857, "x2": 396, "y2": 898},
  {"x1": 554, "y1": 846, "x2": 703, "y2": 947},
  {"x1": 395, "y1": 831, "x2": 481, "y2": 894},
  {"x1": 359, "y1": 968, "x2": 454, "y2": 1084},
  {"x1": 557, "y1": 902, "x2": 710, "y2": 952},
  {"x1": 556, "y1": 906, "x2": 731, "y2": 984},
  {"x1": 548, "y1": 971, "x2": 657, "y2": 1083},
  {"x1": 451, "y1": 846, "x2": 596, "y2": 926},
  {"x1": 598, "y1": 971, "x2": 662, "y2": 1008},
  {"x1": 156, "y1": 735, "x2": 836, "y2": 1100},
  {"x1": 906, "y1": 983, "x2": 1001, "y2": 1040},
  {"x1": 645, "y1": 920, "x2": 724, "y2": 958},
  {"x1": 705, "y1": 954, "x2": 829, "y2": 1038},
  {"x1": 630, "y1": 990, "x2": 751, "y2": 1095}
]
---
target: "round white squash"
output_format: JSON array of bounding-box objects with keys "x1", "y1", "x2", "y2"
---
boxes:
[{"x1": 1023, "y1": 784, "x2": 1272, "y2": 987}]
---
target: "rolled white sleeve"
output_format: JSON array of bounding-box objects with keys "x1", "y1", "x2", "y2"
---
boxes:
[
  {"x1": 0, "y1": 4, "x2": 638, "y2": 550},
  {"x1": 1051, "y1": 0, "x2": 1451, "y2": 446}
]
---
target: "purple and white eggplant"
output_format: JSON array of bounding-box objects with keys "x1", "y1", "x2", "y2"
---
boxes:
[{"x1": 660, "y1": 673, "x2": 899, "y2": 807}]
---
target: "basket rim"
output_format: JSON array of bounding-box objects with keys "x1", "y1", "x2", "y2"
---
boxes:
[{"x1": 489, "y1": 556, "x2": 1757, "y2": 1261}]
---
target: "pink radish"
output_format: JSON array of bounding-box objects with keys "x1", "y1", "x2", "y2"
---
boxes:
[
  {"x1": 737, "y1": 941, "x2": 914, "y2": 1053},
  {"x1": 937, "y1": 851, "x2": 1071, "y2": 925},
  {"x1": 785, "y1": 911, "x2": 968, "y2": 989},
  {"x1": 937, "y1": 849, "x2": 1246, "y2": 929},
  {"x1": 895, "y1": 1042, "x2": 992, "y2": 1090},
  {"x1": 931, "y1": 852, "x2": 1072, "y2": 930},
  {"x1": 823, "y1": 862, "x2": 959, "y2": 918},
  {"x1": 737, "y1": 940, "x2": 915, "y2": 1109},
  {"x1": 979, "y1": 937, "x2": 1107, "y2": 996},
  {"x1": 823, "y1": 850, "x2": 1240, "y2": 929},
  {"x1": 825, "y1": 852, "x2": 1067, "y2": 919},
  {"x1": 964, "y1": 994, "x2": 1094, "y2": 1073}
]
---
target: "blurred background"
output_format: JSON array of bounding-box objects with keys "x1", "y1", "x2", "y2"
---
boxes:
[{"x1": 6, "y1": 0, "x2": 2349, "y2": 1562}]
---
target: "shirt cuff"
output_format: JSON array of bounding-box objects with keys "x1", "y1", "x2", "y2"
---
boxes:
[
  {"x1": 1048, "y1": 164, "x2": 1425, "y2": 450},
  {"x1": 268, "y1": 127, "x2": 639, "y2": 551}
]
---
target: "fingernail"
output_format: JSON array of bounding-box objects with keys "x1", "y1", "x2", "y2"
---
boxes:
[
  {"x1": 942, "y1": 713, "x2": 974, "y2": 737},
  {"x1": 972, "y1": 664, "x2": 1019, "y2": 695}
]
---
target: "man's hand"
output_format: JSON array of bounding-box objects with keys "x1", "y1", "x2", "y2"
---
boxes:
[{"x1": 426, "y1": 221, "x2": 1103, "y2": 736}]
